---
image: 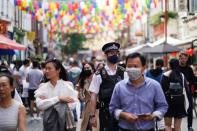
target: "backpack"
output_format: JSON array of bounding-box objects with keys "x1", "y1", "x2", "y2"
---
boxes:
[{"x1": 168, "y1": 73, "x2": 184, "y2": 96}]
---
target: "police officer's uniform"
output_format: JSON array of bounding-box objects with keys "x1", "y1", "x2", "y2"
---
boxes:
[{"x1": 89, "y1": 42, "x2": 125, "y2": 131}]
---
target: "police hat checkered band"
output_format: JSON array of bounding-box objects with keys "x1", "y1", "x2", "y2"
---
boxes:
[{"x1": 104, "y1": 44, "x2": 118, "y2": 52}]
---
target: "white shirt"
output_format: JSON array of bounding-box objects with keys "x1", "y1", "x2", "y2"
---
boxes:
[
  {"x1": 14, "y1": 89, "x2": 23, "y2": 104},
  {"x1": 35, "y1": 79, "x2": 78, "y2": 110},
  {"x1": 19, "y1": 65, "x2": 30, "y2": 81},
  {"x1": 89, "y1": 65, "x2": 127, "y2": 94}
]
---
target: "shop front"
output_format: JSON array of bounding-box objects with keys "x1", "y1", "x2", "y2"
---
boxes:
[{"x1": 180, "y1": 15, "x2": 197, "y2": 64}]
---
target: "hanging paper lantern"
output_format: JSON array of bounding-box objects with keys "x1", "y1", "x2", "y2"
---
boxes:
[
  {"x1": 25, "y1": 7, "x2": 29, "y2": 12},
  {"x1": 55, "y1": 14, "x2": 58, "y2": 19},
  {"x1": 146, "y1": 0, "x2": 151, "y2": 9},
  {"x1": 17, "y1": 0, "x2": 22, "y2": 6},
  {"x1": 14, "y1": 0, "x2": 17, "y2": 6},
  {"x1": 32, "y1": 13, "x2": 35, "y2": 19},
  {"x1": 186, "y1": 48, "x2": 194, "y2": 56},
  {"x1": 38, "y1": 2, "x2": 42, "y2": 9},
  {"x1": 106, "y1": 0, "x2": 109, "y2": 6},
  {"x1": 62, "y1": 4, "x2": 68, "y2": 11},
  {"x1": 56, "y1": 2, "x2": 61, "y2": 10}
]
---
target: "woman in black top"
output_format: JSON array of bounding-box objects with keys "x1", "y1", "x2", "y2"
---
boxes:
[{"x1": 161, "y1": 59, "x2": 189, "y2": 131}]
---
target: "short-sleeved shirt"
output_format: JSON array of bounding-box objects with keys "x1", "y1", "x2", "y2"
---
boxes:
[
  {"x1": 27, "y1": 68, "x2": 43, "y2": 90},
  {"x1": 19, "y1": 65, "x2": 30, "y2": 81}
]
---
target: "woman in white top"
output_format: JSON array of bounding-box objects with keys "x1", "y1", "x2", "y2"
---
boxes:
[
  {"x1": 0, "y1": 73, "x2": 26, "y2": 131},
  {"x1": 35, "y1": 59, "x2": 78, "y2": 125}
]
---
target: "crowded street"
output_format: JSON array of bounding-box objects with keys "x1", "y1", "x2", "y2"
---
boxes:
[
  {"x1": 26, "y1": 112, "x2": 197, "y2": 131},
  {"x1": 1, "y1": 0, "x2": 197, "y2": 131}
]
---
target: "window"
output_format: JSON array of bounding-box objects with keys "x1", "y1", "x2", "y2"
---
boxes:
[{"x1": 189, "y1": 0, "x2": 197, "y2": 12}]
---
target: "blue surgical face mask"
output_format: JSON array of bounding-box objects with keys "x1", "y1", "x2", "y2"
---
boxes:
[{"x1": 107, "y1": 55, "x2": 119, "y2": 64}]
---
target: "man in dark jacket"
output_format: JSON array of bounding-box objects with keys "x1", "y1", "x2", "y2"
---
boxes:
[
  {"x1": 146, "y1": 59, "x2": 164, "y2": 83},
  {"x1": 178, "y1": 52, "x2": 195, "y2": 131}
]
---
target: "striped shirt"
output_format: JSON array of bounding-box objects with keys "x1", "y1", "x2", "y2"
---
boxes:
[{"x1": 0, "y1": 100, "x2": 21, "y2": 131}]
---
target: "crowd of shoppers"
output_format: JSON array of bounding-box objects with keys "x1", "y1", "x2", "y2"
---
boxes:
[{"x1": 0, "y1": 42, "x2": 196, "y2": 131}]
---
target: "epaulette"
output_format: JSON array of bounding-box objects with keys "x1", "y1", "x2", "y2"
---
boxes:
[
  {"x1": 95, "y1": 70, "x2": 101, "y2": 75},
  {"x1": 118, "y1": 66, "x2": 125, "y2": 72},
  {"x1": 95, "y1": 67, "x2": 105, "y2": 75}
]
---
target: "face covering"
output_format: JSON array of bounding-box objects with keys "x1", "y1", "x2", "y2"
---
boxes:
[
  {"x1": 126, "y1": 67, "x2": 142, "y2": 81},
  {"x1": 84, "y1": 69, "x2": 92, "y2": 77},
  {"x1": 107, "y1": 55, "x2": 119, "y2": 64}
]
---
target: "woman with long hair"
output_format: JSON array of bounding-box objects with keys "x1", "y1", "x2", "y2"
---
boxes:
[
  {"x1": 76, "y1": 62, "x2": 97, "y2": 131},
  {"x1": 0, "y1": 73, "x2": 26, "y2": 131},
  {"x1": 35, "y1": 59, "x2": 78, "y2": 130},
  {"x1": 161, "y1": 59, "x2": 189, "y2": 131}
]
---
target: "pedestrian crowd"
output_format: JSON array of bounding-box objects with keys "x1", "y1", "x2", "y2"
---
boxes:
[{"x1": 0, "y1": 42, "x2": 196, "y2": 131}]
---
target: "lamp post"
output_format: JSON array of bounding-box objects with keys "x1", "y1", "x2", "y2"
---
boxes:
[
  {"x1": 164, "y1": 0, "x2": 168, "y2": 66},
  {"x1": 164, "y1": 0, "x2": 168, "y2": 43}
]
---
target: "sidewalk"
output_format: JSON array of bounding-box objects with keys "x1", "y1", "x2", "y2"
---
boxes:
[{"x1": 27, "y1": 116, "x2": 197, "y2": 131}]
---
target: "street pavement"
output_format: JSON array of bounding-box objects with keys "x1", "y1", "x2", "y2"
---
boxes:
[
  {"x1": 26, "y1": 95, "x2": 197, "y2": 131},
  {"x1": 27, "y1": 115, "x2": 197, "y2": 131}
]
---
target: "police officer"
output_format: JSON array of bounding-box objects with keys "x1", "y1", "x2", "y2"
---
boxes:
[{"x1": 89, "y1": 42, "x2": 125, "y2": 131}]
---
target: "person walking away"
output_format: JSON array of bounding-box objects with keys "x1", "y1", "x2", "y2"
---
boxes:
[
  {"x1": 19, "y1": 59, "x2": 31, "y2": 107},
  {"x1": 0, "y1": 73, "x2": 26, "y2": 131},
  {"x1": 89, "y1": 42, "x2": 125, "y2": 131},
  {"x1": 146, "y1": 59, "x2": 164, "y2": 82},
  {"x1": 27, "y1": 60, "x2": 43, "y2": 119},
  {"x1": 161, "y1": 58, "x2": 190, "y2": 131},
  {"x1": 146, "y1": 59, "x2": 165, "y2": 131},
  {"x1": 178, "y1": 52, "x2": 195, "y2": 131},
  {"x1": 109, "y1": 52, "x2": 168, "y2": 131},
  {"x1": 67, "y1": 60, "x2": 81, "y2": 121},
  {"x1": 67, "y1": 60, "x2": 81, "y2": 86},
  {"x1": 34, "y1": 59, "x2": 78, "y2": 131}
]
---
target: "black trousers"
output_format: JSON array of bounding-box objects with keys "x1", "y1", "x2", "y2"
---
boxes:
[
  {"x1": 187, "y1": 87, "x2": 193, "y2": 128},
  {"x1": 119, "y1": 127, "x2": 155, "y2": 131},
  {"x1": 99, "y1": 108, "x2": 119, "y2": 131}
]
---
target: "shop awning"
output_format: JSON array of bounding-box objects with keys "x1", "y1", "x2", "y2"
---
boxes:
[
  {"x1": 148, "y1": 37, "x2": 183, "y2": 47},
  {"x1": 0, "y1": 49, "x2": 15, "y2": 55},
  {"x1": 0, "y1": 34, "x2": 26, "y2": 50}
]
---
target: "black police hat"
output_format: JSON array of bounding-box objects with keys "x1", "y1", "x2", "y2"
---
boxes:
[{"x1": 102, "y1": 42, "x2": 120, "y2": 53}]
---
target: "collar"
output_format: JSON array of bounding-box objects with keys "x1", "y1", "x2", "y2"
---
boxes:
[
  {"x1": 49, "y1": 79, "x2": 62, "y2": 88},
  {"x1": 105, "y1": 64, "x2": 117, "y2": 71},
  {"x1": 126, "y1": 76, "x2": 147, "y2": 88}
]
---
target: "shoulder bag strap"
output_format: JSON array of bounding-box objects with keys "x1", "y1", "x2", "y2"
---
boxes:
[{"x1": 181, "y1": 73, "x2": 189, "y2": 110}]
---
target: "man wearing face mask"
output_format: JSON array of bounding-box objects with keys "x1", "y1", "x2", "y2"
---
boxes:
[
  {"x1": 89, "y1": 42, "x2": 125, "y2": 131},
  {"x1": 109, "y1": 52, "x2": 168, "y2": 131}
]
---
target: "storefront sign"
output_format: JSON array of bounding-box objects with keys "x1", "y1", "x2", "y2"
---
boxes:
[{"x1": 183, "y1": 16, "x2": 197, "y2": 39}]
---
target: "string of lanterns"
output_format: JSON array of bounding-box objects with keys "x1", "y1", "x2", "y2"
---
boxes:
[{"x1": 14, "y1": 0, "x2": 159, "y2": 34}]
